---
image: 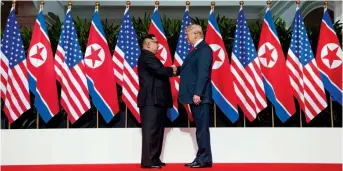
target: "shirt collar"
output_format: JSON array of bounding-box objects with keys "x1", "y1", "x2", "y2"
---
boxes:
[{"x1": 193, "y1": 39, "x2": 203, "y2": 48}]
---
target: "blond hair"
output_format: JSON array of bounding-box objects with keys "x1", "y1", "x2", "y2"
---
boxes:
[{"x1": 186, "y1": 24, "x2": 204, "y2": 38}]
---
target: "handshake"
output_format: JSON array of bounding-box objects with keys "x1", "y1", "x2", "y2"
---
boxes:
[{"x1": 171, "y1": 65, "x2": 177, "y2": 75}]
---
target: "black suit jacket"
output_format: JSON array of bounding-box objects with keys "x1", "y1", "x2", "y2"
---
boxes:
[
  {"x1": 177, "y1": 40, "x2": 213, "y2": 104},
  {"x1": 137, "y1": 49, "x2": 174, "y2": 108}
]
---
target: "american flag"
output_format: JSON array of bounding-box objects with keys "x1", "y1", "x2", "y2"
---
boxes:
[
  {"x1": 173, "y1": 9, "x2": 193, "y2": 122},
  {"x1": 0, "y1": 8, "x2": 30, "y2": 123},
  {"x1": 112, "y1": 9, "x2": 126, "y2": 86},
  {"x1": 54, "y1": 9, "x2": 90, "y2": 123},
  {"x1": 120, "y1": 8, "x2": 141, "y2": 122},
  {"x1": 231, "y1": 8, "x2": 267, "y2": 121},
  {"x1": 286, "y1": 7, "x2": 327, "y2": 122}
]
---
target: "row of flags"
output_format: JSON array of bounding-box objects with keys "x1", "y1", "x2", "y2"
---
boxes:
[{"x1": 1, "y1": 5, "x2": 341, "y2": 125}]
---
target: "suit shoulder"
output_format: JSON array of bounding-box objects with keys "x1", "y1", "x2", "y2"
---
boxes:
[
  {"x1": 198, "y1": 41, "x2": 210, "y2": 50},
  {"x1": 200, "y1": 43, "x2": 212, "y2": 54}
]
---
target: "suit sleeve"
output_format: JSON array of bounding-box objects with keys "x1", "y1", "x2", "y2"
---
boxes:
[
  {"x1": 175, "y1": 66, "x2": 181, "y2": 76},
  {"x1": 144, "y1": 53, "x2": 174, "y2": 77},
  {"x1": 194, "y1": 46, "x2": 213, "y2": 97}
]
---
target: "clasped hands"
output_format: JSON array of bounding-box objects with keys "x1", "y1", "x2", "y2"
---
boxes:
[{"x1": 171, "y1": 64, "x2": 177, "y2": 75}]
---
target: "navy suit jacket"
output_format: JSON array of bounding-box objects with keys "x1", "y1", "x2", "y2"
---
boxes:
[{"x1": 177, "y1": 40, "x2": 213, "y2": 104}]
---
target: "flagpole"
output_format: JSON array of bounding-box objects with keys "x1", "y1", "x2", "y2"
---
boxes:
[
  {"x1": 67, "y1": 116, "x2": 69, "y2": 128},
  {"x1": 330, "y1": 98, "x2": 334, "y2": 127},
  {"x1": 266, "y1": 0, "x2": 275, "y2": 128},
  {"x1": 8, "y1": 0, "x2": 16, "y2": 130},
  {"x1": 95, "y1": 1, "x2": 100, "y2": 129},
  {"x1": 299, "y1": 110, "x2": 302, "y2": 127},
  {"x1": 96, "y1": 110, "x2": 99, "y2": 128},
  {"x1": 35, "y1": 0, "x2": 45, "y2": 129},
  {"x1": 66, "y1": 1, "x2": 72, "y2": 131},
  {"x1": 125, "y1": 106, "x2": 128, "y2": 128},
  {"x1": 243, "y1": 115, "x2": 246, "y2": 127},
  {"x1": 37, "y1": 112, "x2": 39, "y2": 129},
  {"x1": 271, "y1": 106, "x2": 274, "y2": 127},
  {"x1": 123, "y1": 1, "x2": 130, "y2": 128},
  {"x1": 155, "y1": 0, "x2": 159, "y2": 9},
  {"x1": 185, "y1": 0, "x2": 190, "y2": 128},
  {"x1": 239, "y1": 0, "x2": 246, "y2": 128},
  {"x1": 214, "y1": 104, "x2": 216, "y2": 127},
  {"x1": 211, "y1": 0, "x2": 216, "y2": 121},
  {"x1": 40, "y1": 0, "x2": 44, "y2": 10},
  {"x1": 321, "y1": 0, "x2": 334, "y2": 128}
]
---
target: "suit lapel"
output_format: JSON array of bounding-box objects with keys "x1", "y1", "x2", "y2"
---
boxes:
[{"x1": 181, "y1": 41, "x2": 204, "y2": 70}]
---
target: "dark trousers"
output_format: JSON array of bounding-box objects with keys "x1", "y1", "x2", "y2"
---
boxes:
[
  {"x1": 190, "y1": 103, "x2": 212, "y2": 164},
  {"x1": 140, "y1": 105, "x2": 166, "y2": 166}
]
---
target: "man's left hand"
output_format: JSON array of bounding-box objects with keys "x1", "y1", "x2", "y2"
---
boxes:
[{"x1": 193, "y1": 95, "x2": 201, "y2": 105}]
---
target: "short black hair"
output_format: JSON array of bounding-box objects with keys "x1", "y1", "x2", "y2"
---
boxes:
[
  {"x1": 142, "y1": 34, "x2": 156, "y2": 47},
  {"x1": 143, "y1": 34, "x2": 156, "y2": 41}
]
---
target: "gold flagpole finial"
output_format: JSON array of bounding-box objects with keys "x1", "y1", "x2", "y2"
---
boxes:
[
  {"x1": 211, "y1": 1, "x2": 215, "y2": 10},
  {"x1": 324, "y1": 0, "x2": 328, "y2": 9},
  {"x1": 239, "y1": 1, "x2": 244, "y2": 8},
  {"x1": 186, "y1": 1, "x2": 190, "y2": 10},
  {"x1": 68, "y1": 1, "x2": 72, "y2": 10},
  {"x1": 12, "y1": 0, "x2": 16, "y2": 9},
  {"x1": 267, "y1": 0, "x2": 271, "y2": 8},
  {"x1": 126, "y1": 1, "x2": 131, "y2": 8},
  {"x1": 40, "y1": 0, "x2": 44, "y2": 9},
  {"x1": 95, "y1": 1, "x2": 100, "y2": 10},
  {"x1": 155, "y1": 1, "x2": 159, "y2": 9},
  {"x1": 296, "y1": 0, "x2": 300, "y2": 7}
]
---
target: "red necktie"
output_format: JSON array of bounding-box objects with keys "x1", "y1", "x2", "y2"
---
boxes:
[{"x1": 189, "y1": 46, "x2": 195, "y2": 52}]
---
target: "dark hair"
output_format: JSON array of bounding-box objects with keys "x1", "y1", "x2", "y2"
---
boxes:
[
  {"x1": 143, "y1": 34, "x2": 156, "y2": 41},
  {"x1": 142, "y1": 34, "x2": 156, "y2": 47}
]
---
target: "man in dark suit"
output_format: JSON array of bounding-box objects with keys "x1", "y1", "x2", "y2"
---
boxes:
[
  {"x1": 175, "y1": 24, "x2": 213, "y2": 168},
  {"x1": 137, "y1": 34, "x2": 177, "y2": 169}
]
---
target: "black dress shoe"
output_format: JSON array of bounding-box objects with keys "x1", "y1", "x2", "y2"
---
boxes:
[
  {"x1": 191, "y1": 163, "x2": 212, "y2": 168},
  {"x1": 157, "y1": 160, "x2": 166, "y2": 166},
  {"x1": 184, "y1": 161, "x2": 198, "y2": 167},
  {"x1": 141, "y1": 165, "x2": 162, "y2": 169}
]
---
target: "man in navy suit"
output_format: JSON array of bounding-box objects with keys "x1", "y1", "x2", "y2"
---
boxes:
[{"x1": 174, "y1": 24, "x2": 213, "y2": 168}]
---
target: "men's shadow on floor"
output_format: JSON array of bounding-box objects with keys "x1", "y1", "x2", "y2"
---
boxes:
[
  {"x1": 180, "y1": 127, "x2": 197, "y2": 155},
  {"x1": 160, "y1": 127, "x2": 172, "y2": 161},
  {"x1": 160, "y1": 127, "x2": 197, "y2": 162}
]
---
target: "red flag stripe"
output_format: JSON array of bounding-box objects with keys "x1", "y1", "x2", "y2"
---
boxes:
[
  {"x1": 287, "y1": 53, "x2": 305, "y2": 110},
  {"x1": 113, "y1": 46, "x2": 125, "y2": 86},
  {"x1": 54, "y1": 46, "x2": 90, "y2": 122},
  {"x1": 55, "y1": 55, "x2": 90, "y2": 110},
  {"x1": 304, "y1": 62, "x2": 327, "y2": 102},
  {"x1": 231, "y1": 55, "x2": 267, "y2": 119},
  {"x1": 6, "y1": 69, "x2": 28, "y2": 111},
  {"x1": 0, "y1": 56, "x2": 9, "y2": 99}
]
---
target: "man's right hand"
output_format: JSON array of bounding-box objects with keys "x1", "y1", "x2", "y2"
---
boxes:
[{"x1": 171, "y1": 65, "x2": 177, "y2": 75}]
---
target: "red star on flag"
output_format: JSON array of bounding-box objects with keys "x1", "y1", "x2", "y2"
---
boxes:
[
  {"x1": 260, "y1": 46, "x2": 275, "y2": 66},
  {"x1": 31, "y1": 46, "x2": 45, "y2": 61},
  {"x1": 323, "y1": 46, "x2": 341, "y2": 67},
  {"x1": 86, "y1": 47, "x2": 102, "y2": 67},
  {"x1": 213, "y1": 48, "x2": 223, "y2": 62},
  {"x1": 156, "y1": 48, "x2": 165, "y2": 62}
]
